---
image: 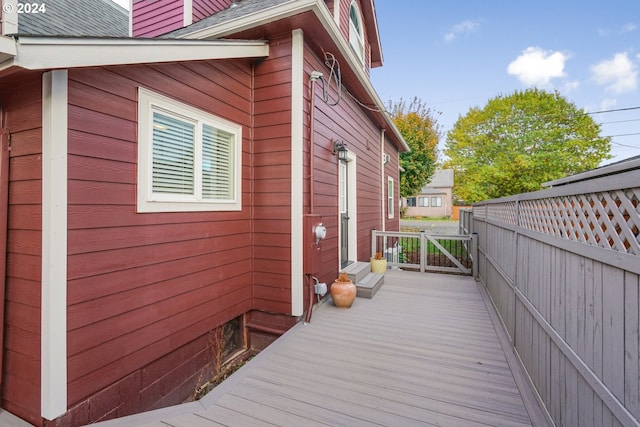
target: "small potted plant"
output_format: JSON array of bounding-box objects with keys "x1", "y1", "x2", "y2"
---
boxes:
[
  {"x1": 370, "y1": 252, "x2": 387, "y2": 274},
  {"x1": 330, "y1": 271, "x2": 356, "y2": 308}
]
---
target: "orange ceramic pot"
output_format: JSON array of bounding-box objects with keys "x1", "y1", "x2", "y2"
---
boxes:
[{"x1": 330, "y1": 279, "x2": 356, "y2": 308}]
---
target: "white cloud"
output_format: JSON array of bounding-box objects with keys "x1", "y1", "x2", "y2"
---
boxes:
[
  {"x1": 507, "y1": 47, "x2": 570, "y2": 86},
  {"x1": 562, "y1": 80, "x2": 580, "y2": 93},
  {"x1": 621, "y1": 23, "x2": 637, "y2": 33},
  {"x1": 444, "y1": 20, "x2": 480, "y2": 42},
  {"x1": 597, "y1": 28, "x2": 610, "y2": 37},
  {"x1": 590, "y1": 52, "x2": 638, "y2": 93},
  {"x1": 600, "y1": 98, "x2": 617, "y2": 110}
]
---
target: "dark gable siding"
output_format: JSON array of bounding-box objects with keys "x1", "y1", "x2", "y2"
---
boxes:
[
  {"x1": 252, "y1": 34, "x2": 294, "y2": 314},
  {"x1": 1, "y1": 73, "x2": 43, "y2": 426},
  {"x1": 65, "y1": 59, "x2": 253, "y2": 420},
  {"x1": 133, "y1": 0, "x2": 184, "y2": 37},
  {"x1": 192, "y1": 0, "x2": 230, "y2": 22}
]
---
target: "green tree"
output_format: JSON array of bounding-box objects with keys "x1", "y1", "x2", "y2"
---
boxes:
[
  {"x1": 444, "y1": 89, "x2": 611, "y2": 203},
  {"x1": 388, "y1": 97, "x2": 440, "y2": 198}
]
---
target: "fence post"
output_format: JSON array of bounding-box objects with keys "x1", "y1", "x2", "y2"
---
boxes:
[
  {"x1": 420, "y1": 230, "x2": 426, "y2": 273},
  {"x1": 471, "y1": 232, "x2": 479, "y2": 279},
  {"x1": 371, "y1": 229, "x2": 377, "y2": 259}
]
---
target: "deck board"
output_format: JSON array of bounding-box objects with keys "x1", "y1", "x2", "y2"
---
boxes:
[{"x1": 89, "y1": 270, "x2": 550, "y2": 427}]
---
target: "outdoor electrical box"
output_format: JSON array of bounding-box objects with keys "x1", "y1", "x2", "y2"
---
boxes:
[{"x1": 303, "y1": 214, "x2": 325, "y2": 275}]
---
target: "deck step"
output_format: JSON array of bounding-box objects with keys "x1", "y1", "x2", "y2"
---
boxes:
[
  {"x1": 356, "y1": 272, "x2": 384, "y2": 299},
  {"x1": 340, "y1": 261, "x2": 371, "y2": 284}
]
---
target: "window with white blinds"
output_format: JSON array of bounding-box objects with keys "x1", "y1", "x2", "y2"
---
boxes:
[{"x1": 137, "y1": 88, "x2": 242, "y2": 212}]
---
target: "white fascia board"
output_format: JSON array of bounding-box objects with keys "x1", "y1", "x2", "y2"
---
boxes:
[
  {"x1": 3, "y1": 38, "x2": 268, "y2": 70},
  {"x1": 178, "y1": 0, "x2": 408, "y2": 152}
]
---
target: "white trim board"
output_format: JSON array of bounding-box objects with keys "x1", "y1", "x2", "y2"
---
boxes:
[
  {"x1": 41, "y1": 70, "x2": 68, "y2": 420},
  {"x1": 290, "y1": 29, "x2": 304, "y2": 316}
]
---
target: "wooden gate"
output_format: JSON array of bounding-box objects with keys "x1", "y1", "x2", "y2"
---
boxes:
[{"x1": 371, "y1": 230, "x2": 476, "y2": 275}]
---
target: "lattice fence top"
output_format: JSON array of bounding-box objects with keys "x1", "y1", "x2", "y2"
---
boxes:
[{"x1": 477, "y1": 188, "x2": 640, "y2": 255}]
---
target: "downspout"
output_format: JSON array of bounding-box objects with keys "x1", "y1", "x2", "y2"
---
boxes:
[
  {"x1": 380, "y1": 128, "x2": 386, "y2": 231},
  {"x1": 305, "y1": 71, "x2": 321, "y2": 324},
  {"x1": 309, "y1": 72, "x2": 320, "y2": 214}
]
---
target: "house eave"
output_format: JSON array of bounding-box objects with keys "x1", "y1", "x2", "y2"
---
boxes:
[
  {"x1": 0, "y1": 36, "x2": 269, "y2": 71},
  {"x1": 0, "y1": 36, "x2": 17, "y2": 64},
  {"x1": 175, "y1": 0, "x2": 408, "y2": 152}
]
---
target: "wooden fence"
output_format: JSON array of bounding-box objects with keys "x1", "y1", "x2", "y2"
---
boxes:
[{"x1": 467, "y1": 159, "x2": 640, "y2": 427}]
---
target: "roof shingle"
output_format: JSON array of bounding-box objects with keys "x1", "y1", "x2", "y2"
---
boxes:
[{"x1": 16, "y1": 0, "x2": 128, "y2": 37}]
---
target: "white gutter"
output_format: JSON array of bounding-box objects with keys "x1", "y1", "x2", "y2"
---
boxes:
[
  {"x1": 177, "y1": 0, "x2": 408, "y2": 152},
  {"x1": 0, "y1": 35, "x2": 16, "y2": 64},
  {"x1": 0, "y1": 37, "x2": 269, "y2": 71}
]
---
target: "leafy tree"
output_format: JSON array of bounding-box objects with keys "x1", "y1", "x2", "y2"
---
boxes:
[
  {"x1": 388, "y1": 97, "x2": 440, "y2": 198},
  {"x1": 444, "y1": 89, "x2": 611, "y2": 203}
]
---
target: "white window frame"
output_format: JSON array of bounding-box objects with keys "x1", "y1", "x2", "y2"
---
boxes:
[
  {"x1": 349, "y1": 1, "x2": 365, "y2": 64},
  {"x1": 137, "y1": 87, "x2": 242, "y2": 212},
  {"x1": 418, "y1": 197, "x2": 429, "y2": 207},
  {"x1": 431, "y1": 196, "x2": 443, "y2": 207},
  {"x1": 339, "y1": 161, "x2": 347, "y2": 214},
  {"x1": 387, "y1": 176, "x2": 394, "y2": 219}
]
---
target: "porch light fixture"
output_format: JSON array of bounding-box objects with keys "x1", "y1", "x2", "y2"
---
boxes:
[{"x1": 332, "y1": 139, "x2": 348, "y2": 161}]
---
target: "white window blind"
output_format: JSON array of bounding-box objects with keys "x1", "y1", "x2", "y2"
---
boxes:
[
  {"x1": 202, "y1": 124, "x2": 234, "y2": 200},
  {"x1": 152, "y1": 112, "x2": 195, "y2": 195}
]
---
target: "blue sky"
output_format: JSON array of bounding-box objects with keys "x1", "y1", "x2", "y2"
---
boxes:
[{"x1": 370, "y1": 0, "x2": 640, "y2": 165}]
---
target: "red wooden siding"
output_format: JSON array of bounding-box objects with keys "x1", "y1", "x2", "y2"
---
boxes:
[
  {"x1": 251, "y1": 35, "x2": 294, "y2": 315},
  {"x1": 192, "y1": 0, "x2": 229, "y2": 22},
  {"x1": 132, "y1": 0, "x2": 185, "y2": 37},
  {"x1": 0, "y1": 73, "x2": 43, "y2": 426},
  {"x1": 304, "y1": 42, "x2": 386, "y2": 282},
  {"x1": 64, "y1": 60, "x2": 253, "y2": 422}
]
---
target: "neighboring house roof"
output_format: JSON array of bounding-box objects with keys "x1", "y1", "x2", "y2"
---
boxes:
[
  {"x1": 417, "y1": 188, "x2": 447, "y2": 196},
  {"x1": 420, "y1": 169, "x2": 454, "y2": 192},
  {"x1": 16, "y1": 0, "x2": 128, "y2": 37}
]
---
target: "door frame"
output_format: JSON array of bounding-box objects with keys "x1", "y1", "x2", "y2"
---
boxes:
[{"x1": 338, "y1": 151, "x2": 357, "y2": 268}]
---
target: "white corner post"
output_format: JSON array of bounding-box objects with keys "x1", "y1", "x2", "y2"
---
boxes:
[
  {"x1": 183, "y1": 0, "x2": 193, "y2": 27},
  {"x1": 41, "y1": 70, "x2": 68, "y2": 420},
  {"x1": 380, "y1": 128, "x2": 386, "y2": 231},
  {"x1": 291, "y1": 29, "x2": 304, "y2": 316}
]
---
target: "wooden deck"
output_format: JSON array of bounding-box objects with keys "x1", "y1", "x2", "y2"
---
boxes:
[{"x1": 91, "y1": 270, "x2": 550, "y2": 427}]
